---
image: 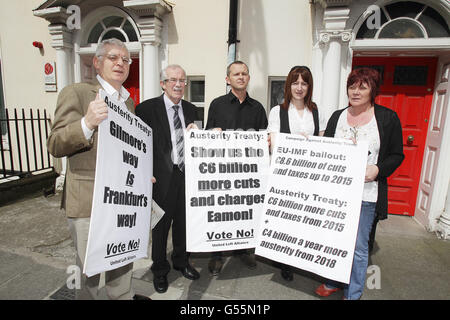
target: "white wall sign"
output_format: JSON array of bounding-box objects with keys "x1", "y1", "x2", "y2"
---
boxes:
[
  {"x1": 83, "y1": 90, "x2": 153, "y2": 277},
  {"x1": 255, "y1": 133, "x2": 367, "y2": 284},
  {"x1": 185, "y1": 129, "x2": 270, "y2": 252},
  {"x1": 44, "y1": 62, "x2": 57, "y2": 92}
]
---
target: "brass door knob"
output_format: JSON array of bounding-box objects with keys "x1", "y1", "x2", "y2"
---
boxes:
[{"x1": 407, "y1": 135, "x2": 414, "y2": 144}]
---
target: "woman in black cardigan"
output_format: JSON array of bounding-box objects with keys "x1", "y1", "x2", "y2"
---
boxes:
[{"x1": 315, "y1": 67, "x2": 404, "y2": 300}]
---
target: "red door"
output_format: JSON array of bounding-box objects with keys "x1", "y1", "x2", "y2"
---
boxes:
[
  {"x1": 352, "y1": 57, "x2": 437, "y2": 216},
  {"x1": 123, "y1": 57, "x2": 140, "y2": 107}
]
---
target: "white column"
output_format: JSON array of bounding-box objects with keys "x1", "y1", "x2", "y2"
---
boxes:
[
  {"x1": 48, "y1": 24, "x2": 73, "y2": 92},
  {"x1": 318, "y1": 6, "x2": 351, "y2": 119},
  {"x1": 142, "y1": 43, "x2": 160, "y2": 100},
  {"x1": 48, "y1": 24, "x2": 74, "y2": 191},
  {"x1": 137, "y1": 16, "x2": 164, "y2": 100},
  {"x1": 321, "y1": 36, "x2": 342, "y2": 119}
]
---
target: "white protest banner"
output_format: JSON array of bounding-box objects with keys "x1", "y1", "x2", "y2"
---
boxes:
[
  {"x1": 185, "y1": 129, "x2": 270, "y2": 252},
  {"x1": 255, "y1": 133, "x2": 367, "y2": 284},
  {"x1": 84, "y1": 90, "x2": 153, "y2": 277}
]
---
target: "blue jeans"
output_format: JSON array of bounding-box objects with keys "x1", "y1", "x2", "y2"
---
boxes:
[{"x1": 326, "y1": 201, "x2": 376, "y2": 300}]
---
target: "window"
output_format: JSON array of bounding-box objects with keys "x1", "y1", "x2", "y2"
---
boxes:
[
  {"x1": 268, "y1": 77, "x2": 286, "y2": 110},
  {"x1": 87, "y1": 16, "x2": 138, "y2": 43},
  {"x1": 393, "y1": 65, "x2": 428, "y2": 86},
  {"x1": 186, "y1": 76, "x2": 205, "y2": 127},
  {"x1": 356, "y1": 2, "x2": 449, "y2": 39}
]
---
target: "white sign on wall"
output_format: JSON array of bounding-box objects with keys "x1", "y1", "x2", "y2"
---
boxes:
[{"x1": 44, "y1": 62, "x2": 57, "y2": 92}]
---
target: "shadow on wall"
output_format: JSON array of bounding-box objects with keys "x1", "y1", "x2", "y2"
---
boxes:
[
  {"x1": 238, "y1": 1, "x2": 268, "y2": 109},
  {"x1": 167, "y1": 12, "x2": 179, "y2": 45}
]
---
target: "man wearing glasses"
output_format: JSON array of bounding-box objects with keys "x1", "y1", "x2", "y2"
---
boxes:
[
  {"x1": 136, "y1": 64, "x2": 201, "y2": 294},
  {"x1": 47, "y1": 38, "x2": 150, "y2": 300}
]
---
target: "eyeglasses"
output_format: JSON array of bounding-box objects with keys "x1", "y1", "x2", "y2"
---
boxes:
[
  {"x1": 165, "y1": 78, "x2": 187, "y2": 85},
  {"x1": 100, "y1": 54, "x2": 132, "y2": 65}
]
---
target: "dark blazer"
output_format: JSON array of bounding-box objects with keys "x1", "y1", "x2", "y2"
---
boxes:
[
  {"x1": 324, "y1": 104, "x2": 404, "y2": 220},
  {"x1": 135, "y1": 94, "x2": 200, "y2": 205}
]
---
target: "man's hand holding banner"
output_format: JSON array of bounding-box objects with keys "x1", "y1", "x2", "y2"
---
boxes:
[
  {"x1": 83, "y1": 90, "x2": 153, "y2": 277},
  {"x1": 185, "y1": 129, "x2": 270, "y2": 252}
]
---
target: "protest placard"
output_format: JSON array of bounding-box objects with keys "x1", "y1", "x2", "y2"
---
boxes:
[
  {"x1": 83, "y1": 90, "x2": 153, "y2": 277},
  {"x1": 185, "y1": 129, "x2": 270, "y2": 252},
  {"x1": 255, "y1": 133, "x2": 367, "y2": 284}
]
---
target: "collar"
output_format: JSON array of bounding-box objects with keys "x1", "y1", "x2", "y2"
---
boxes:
[
  {"x1": 228, "y1": 90, "x2": 250, "y2": 104},
  {"x1": 163, "y1": 93, "x2": 183, "y2": 111},
  {"x1": 96, "y1": 75, "x2": 130, "y2": 102}
]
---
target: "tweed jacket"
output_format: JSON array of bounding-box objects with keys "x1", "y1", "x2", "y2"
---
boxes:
[{"x1": 47, "y1": 79, "x2": 135, "y2": 218}]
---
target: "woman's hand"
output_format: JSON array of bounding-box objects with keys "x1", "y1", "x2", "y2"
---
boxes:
[{"x1": 365, "y1": 164, "x2": 379, "y2": 182}]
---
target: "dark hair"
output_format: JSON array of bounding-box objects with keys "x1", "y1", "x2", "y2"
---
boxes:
[
  {"x1": 281, "y1": 66, "x2": 316, "y2": 111},
  {"x1": 347, "y1": 67, "x2": 381, "y2": 105},
  {"x1": 226, "y1": 60, "x2": 249, "y2": 76}
]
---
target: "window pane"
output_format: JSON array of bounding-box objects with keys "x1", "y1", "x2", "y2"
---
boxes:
[
  {"x1": 379, "y1": 19, "x2": 424, "y2": 38},
  {"x1": 123, "y1": 20, "x2": 138, "y2": 42},
  {"x1": 385, "y1": 2, "x2": 425, "y2": 19},
  {"x1": 270, "y1": 80, "x2": 285, "y2": 109},
  {"x1": 356, "y1": 9, "x2": 388, "y2": 39},
  {"x1": 393, "y1": 65, "x2": 428, "y2": 86},
  {"x1": 102, "y1": 30, "x2": 127, "y2": 42},
  {"x1": 88, "y1": 22, "x2": 104, "y2": 43},
  {"x1": 103, "y1": 16, "x2": 124, "y2": 28},
  {"x1": 418, "y1": 7, "x2": 450, "y2": 38},
  {"x1": 190, "y1": 80, "x2": 205, "y2": 102}
]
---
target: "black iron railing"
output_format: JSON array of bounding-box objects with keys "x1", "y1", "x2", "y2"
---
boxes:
[{"x1": 0, "y1": 108, "x2": 54, "y2": 181}]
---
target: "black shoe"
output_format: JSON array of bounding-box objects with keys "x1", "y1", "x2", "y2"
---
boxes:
[
  {"x1": 174, "y1": 264, "x2": 200, "y2": 280},
  {"x1": 153, "y1": 275, "x2": 168, "y2": 293},
  {"x1": 133, "y1": 294, "x2": 151, "y2": 300},
  {"x1": 238, "y1": 253, "x2": 257, "y2": 269},
  {"x1": 208, "y1": 257, "x2": 223, "y2": 276},
  {"x1": 281, "y1": 269, "x2": 294, "y2": 281}
]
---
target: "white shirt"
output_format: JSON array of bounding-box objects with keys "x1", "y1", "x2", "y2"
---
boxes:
[
  {"x1": 163, "y1": 94, "x2": 186, "y2": 166},
  {"x1": 267, "y1": 104, "x2": 326, "y2": 135},
  {"x1": 81, "y1": 75, "x2": 130, "y2": 140},
  {"x1": 267, "y1": 104, "x2": 326, "y2": 151},
  {"x1": 335, "y1": 109, "x2": 380, "y2": 202}
]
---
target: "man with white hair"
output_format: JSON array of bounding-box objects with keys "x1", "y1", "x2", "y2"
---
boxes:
[
  {"x1": 136, "y1": 64, "x2": 201, "y2": 294},
  {"x1": 48, "y1": 38, "x2": 149, "y2": 300}
]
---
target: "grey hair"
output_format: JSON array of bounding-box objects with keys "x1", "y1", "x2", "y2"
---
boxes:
[
  {"x1": 226, "y1": 60, "x2": 249, "y2": 77},
  {"x1": 160, "y1": 64, "x2": 186, "y2": 81},
  {"x1": 95, "y1": 38, "x2": 129, "y2": 58}
]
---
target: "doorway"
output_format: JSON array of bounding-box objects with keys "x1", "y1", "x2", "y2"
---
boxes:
[
  {"x1": 352, "y1": 56, "x2": 437, "y2": 216},
  {"x1": 123, "y1": 57, "x2": 140, "y2": 107}
]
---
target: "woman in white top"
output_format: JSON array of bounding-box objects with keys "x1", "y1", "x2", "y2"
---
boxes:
[
  {"x1": 315, "y1": 67, "x2": 404, "y2": 300},
  {"x1": 267, "y1": 65, "x2": 326, "y2": 281}
]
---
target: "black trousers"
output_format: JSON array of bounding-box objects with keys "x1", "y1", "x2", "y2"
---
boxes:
[{"x1": 151, "y1": 167, "x2": 188, "y2": 277}]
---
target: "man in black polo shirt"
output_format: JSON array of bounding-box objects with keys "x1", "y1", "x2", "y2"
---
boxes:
[{"x1": 205, "y1": 60, "x2": 268, "y2": 276}]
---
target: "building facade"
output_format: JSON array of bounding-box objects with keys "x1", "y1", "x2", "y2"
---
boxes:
[{"x1": 0, "y1": 0, "x2": 449, "y2": 237}]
